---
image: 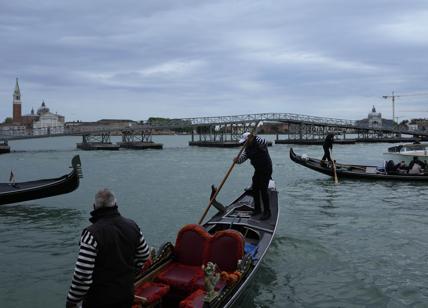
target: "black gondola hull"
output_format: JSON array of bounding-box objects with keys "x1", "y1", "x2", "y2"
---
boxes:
[
  {"x1": 290, "y1": 148, "x2": 428, "y2": 181},
  {"x1": 0, "y1": 155, "x2": 83, "y2": 205}
]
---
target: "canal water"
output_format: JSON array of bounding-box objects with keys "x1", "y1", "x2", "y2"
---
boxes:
[{"x1": 0, "y1": 136, "x2": 427, "y2": 307}]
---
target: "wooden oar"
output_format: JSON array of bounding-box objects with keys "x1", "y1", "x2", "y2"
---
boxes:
[
  {"x1": 330, "y1": 149, "x2": 339, "y2": 184},
  {"x1": 198, "y1": 122, "x2": 260, "y2": 224}
]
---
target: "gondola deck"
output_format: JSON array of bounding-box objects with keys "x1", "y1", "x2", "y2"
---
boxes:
[{"x1": 133, "y1": 182, "x2": 279, "y2": 308}]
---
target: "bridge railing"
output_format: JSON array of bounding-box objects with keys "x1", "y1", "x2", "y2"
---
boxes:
[
  {"x1": 160, "y1": 113, "x2": 357, "y2": 127},
  {"x1": 1, "y1": 113, "x2": 427, "y2": 139}
]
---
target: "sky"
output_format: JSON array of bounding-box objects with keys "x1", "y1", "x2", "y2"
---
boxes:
[{"x1": 1, "y1": 0, "x2": 428, "y2": 122}]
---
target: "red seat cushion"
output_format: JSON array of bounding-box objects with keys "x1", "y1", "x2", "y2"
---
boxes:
[
  {"x1": 205, "y1": 230, "x2": 244, "y2": 272},
  {"x1": 179, "y1": 289, "x2": 205, "y2": 308},
  {"x1": 175, "y1": 224, "x2": 211, "y2": 266},
  {"x1": 156, "y1": 262, "x2": 203, "y2": 291},
  {"x1": 134, "y1": 281, "x2": 170, "y2": 304}
]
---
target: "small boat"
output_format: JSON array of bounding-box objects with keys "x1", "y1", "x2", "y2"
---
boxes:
[
  {"x1": 385, "y1": 143, "x2": 428, "y2": 163},
  {"x1": 0, "y1": 155, "x2": 83, "y2": 205},
  {"x1": 133, "y1": 181, "x2": 279, "y2": 308},
  {"x1": 0, "y1": 141, "x2": 10, "y2": 154},
  {"x1": 290, "y1": 148, "x2": 428, "y2": 181}
]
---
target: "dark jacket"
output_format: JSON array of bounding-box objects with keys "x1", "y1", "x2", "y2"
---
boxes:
[
  {"x1": 323, "y1": 134, "x2": 334, "y2": 150},
  {"x1": 242, "y1": 137, "x2": 272, "y2": 175},
  {"x1": 83, "y1": 207, "x2": 141, "y2": 308}
]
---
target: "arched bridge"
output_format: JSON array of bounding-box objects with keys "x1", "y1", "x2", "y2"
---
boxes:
[{"x1": 1, "y1": 113, "x2": 427, "y2": 144}]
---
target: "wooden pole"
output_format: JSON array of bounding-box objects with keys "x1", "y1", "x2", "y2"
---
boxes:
[
  {"x1": 198, "y1": 122, "x2": 260, "y2": 224},
  {"x1": 330, "y1": 149, "x2": 339, "y2": 184}
]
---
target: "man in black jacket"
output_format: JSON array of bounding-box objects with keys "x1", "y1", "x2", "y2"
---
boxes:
[
  {"x1": 234, "y1": 132, "x2": 273, "y2": 220},
  {"x1": 66, "y1": 189, "x2": 150, "y2": 308},
  {"x1": 321, "y1": 133, "x2": 334, "y2": 165}
]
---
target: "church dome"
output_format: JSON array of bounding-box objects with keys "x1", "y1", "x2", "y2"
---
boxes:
[
  {"x1": 368, "y1": 105, "x2": 381, "y2": 118},
  {"x1": 37, "y1": 101, "x2": 50, "y2": 115}
]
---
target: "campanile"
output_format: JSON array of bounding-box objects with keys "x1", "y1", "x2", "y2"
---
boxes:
[{"x1": 12, "y1": 78, "x2": 22, "y2": 123}]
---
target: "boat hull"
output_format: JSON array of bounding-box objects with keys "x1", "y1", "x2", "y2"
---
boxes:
[
  {"x1": 204, "y1": 184, "x2": 279, "y2": 307},
  {"x1": 0, "y1": 155, "x2": 82, "y2": 205},
  {"x1": 290, "y1": 148, "x2": 428, "y2": 181}
]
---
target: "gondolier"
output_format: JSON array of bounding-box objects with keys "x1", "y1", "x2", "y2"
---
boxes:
[
  {"x1": 234, "y1": 132, "x2": 272, "y2": 220},
  {"x1": 321, "y1": 133, "x2": 334, "y2": 165},
  {"x1": 66, "y1": 188, "x2": 150, "y2": 308}
]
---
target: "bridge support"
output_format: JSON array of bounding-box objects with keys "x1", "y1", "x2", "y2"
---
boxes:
[
  {"x1": 119, "y1": 130, "x2": 163, "y2": 149},
  {"x1": 76, "y1": 133, "x2": 120, "y2": 150}
]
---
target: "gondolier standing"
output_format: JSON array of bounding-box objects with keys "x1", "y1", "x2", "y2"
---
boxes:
[
  {"x1": 234, "y1": 132, "x2": 272, "y2": 220},
  {"x1": 66, "y1": 188, "x2": 150, "y2": 308},
  {"x1": 321, "y1": 133, "x2": 334, "y2": 165}
]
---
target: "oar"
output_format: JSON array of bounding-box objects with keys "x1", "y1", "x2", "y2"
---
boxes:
[
  {"x1": 198, "y1": 122, "x2": 261, "y2": 225},
  {"x1": 330, "y1": 149, "x2": 339, "y2": 184}
]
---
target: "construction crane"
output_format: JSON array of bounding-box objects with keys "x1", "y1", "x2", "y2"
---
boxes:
[
  {"x1": 382, "y1": 91, "x2": 399, "y2": 124},
  {"x1": 382, "y1": 92, "x2": 428, "y2": 124}
]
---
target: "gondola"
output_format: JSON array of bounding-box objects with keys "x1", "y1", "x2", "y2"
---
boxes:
[
  {"x1": 0, "y1": 155, "x2": 83, "y2": 205},
  {"x1": 290, "y1": 148, "x2": 428, "y2": 181},
  {"x1": 132, "y1": 181, "x2": 279, "y2": 308}
]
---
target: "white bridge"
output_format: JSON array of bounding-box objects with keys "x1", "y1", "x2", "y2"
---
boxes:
[{"x1": 1, "y1": 112, "x2": 427, "y2": 142}]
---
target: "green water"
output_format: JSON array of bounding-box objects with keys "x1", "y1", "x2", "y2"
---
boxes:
[{"x1": 1, "y1": 136, "x2": 427, "y2": 307}]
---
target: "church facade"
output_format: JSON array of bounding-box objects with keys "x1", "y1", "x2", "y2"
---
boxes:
[
  {"x1": 1, "y1": 79, "x2": 65, "y2": 136},
  {"x1": 356, "y1": 106, "x2": 394, "y2": 129}
]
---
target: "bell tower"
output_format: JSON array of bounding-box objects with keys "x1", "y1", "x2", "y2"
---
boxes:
[{"x1": 13, "y1": 78, "x2": 22, "y2": 123}]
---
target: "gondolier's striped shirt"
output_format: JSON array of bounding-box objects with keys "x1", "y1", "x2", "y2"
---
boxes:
[
  {"x1": 236, "y1": 136, "x2": 268, "y2": 164},
  {"x1": 66, "y1": 229, "x2": 150, "y2": 304}
]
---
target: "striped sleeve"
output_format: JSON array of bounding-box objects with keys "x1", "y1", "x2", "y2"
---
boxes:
[
  {"x1": 254, "y1": 136, "x2": 267, "y2": 146},
  {"x1": 135, "y1": 231, "x2": 150, "y2": 268},
  {"x1": 66, "y1": 229, "x2": 97, "y2": 304},
  {"x1": 236, "y1": 150, "x2": 248, "y2": 164}
]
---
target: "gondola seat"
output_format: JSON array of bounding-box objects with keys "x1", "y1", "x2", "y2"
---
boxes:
[
  {"x1": 192, "y1": 229, "x2": 244, "y2": 290},
  {"x1": 156, "y1": 224, "x2": 210, "y2": 291},
  {"x1": 206, "y1": 229, "x2": 244, "y2": 272},
  {"x1": 134, "y1": 282, "x2": 170, "y2": 307},
  {"x1": 156, "y1": 226, "x2": 245, "y2": 293},
  {"x1": 179, "y1": 289, "x2": 205, "y2": 308}
]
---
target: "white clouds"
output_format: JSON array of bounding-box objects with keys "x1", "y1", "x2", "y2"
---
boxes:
[
  {"x1": 244, "y1": 49, "x2": 380, "y2": 73},
  {"x1": 377, "y1": 10, "x2": 428, "y2": 45},
  {"x1": 1, "y1": 1, "x2": 428, "y2": 121},
  {"x1": 139, "y1": 60, "x2": 205, "y2": 77}
]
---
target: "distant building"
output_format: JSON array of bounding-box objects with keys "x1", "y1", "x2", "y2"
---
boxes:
[
  {"x1": 356, "y1": 106, "x2": 394, "y2": 129},
  {"x1": 12, "y1": 78, "x2": 22, "y2": 123},
  {"x1": 409, "y1": 119, "x2": 428, "y2": 131},
  {"x1": 32, "y1": 101, "x2": 65, "y2": 135},
  {"x1": 0, "y1": 123, "x2": 27, "y2": 136},
  {"x1": 65, "y1": 119, "x2": 137, "y2": 134},
  {"x1": 408, "y1": 124, "x2": 418, "y2": 131},
  {"x1": 1, "y1": 79, "x2": 65, "y2": 136}
]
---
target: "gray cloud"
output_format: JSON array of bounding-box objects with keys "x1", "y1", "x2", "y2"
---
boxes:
[{"x1": 1, "y1": 0, "x2": 428, "y2": 121}]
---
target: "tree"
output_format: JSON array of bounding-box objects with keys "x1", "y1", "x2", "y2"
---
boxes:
[{"x1": 3, "y1": 117, "x2": 12, "y2": 124}]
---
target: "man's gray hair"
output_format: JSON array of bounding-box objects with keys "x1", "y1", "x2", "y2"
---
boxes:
[{"x1": 94, "y1": 188, "x2": 117, "y2": 209}]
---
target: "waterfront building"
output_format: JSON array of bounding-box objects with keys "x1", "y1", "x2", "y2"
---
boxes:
[
  {"x1": 0, "y1": 123, "x2": 27, "y2": 136},
  {"x1": 1, "y1": 79, "x2": 65, "y2": 136},
  {"x1": 65, "y1": 119, "x2": 137, "y2": 134},
  {"x1": 32, "y1": 101, "x2": 65, "y2": 135},
  {"x1": 356, "y1": 106, "x2": 394, "y2": 129}
]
